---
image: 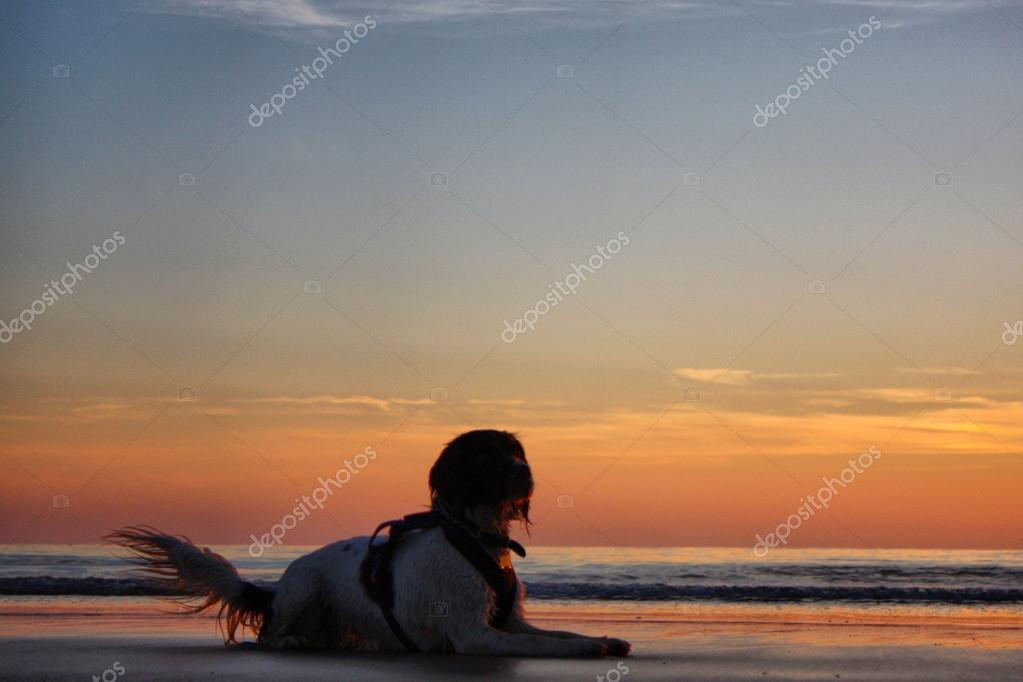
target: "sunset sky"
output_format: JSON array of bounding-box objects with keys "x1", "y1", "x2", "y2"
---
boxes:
[{"x1": 1, "y1": 0, "x2": 1021, "y2": 549}]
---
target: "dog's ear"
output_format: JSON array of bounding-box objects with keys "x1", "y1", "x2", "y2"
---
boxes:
[
  {"x1": 429, "y1": 440, "x2": 469, "y2": 514},
  {"x1": 519, "y1": 498, "x2": 531, "y2": 528}
]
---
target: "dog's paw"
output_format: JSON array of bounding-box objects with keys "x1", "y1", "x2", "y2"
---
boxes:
[
  {"x1": 596, "y1": 637, "x2": 631, "y2": 657},
  {"x1": 571, "y1": 638, "x2": 610, "y2": 657}
]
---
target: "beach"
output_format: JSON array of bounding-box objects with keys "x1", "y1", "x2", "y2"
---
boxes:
[
  {"x1": 1, "y1": 546, "x2": 1021, "y2": 680},
  {"x1": 2, "y1": 597, "x2": 1022, "y2": 680}
]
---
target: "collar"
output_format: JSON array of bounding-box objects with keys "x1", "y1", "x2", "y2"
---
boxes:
[{"x1": 434, "y1": 506, "x2": 526, "y2": 558}]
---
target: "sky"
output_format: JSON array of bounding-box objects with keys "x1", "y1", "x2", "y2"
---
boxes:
[{"x1": 1, "y1": 0, "x2": 1021, "y2": 550}]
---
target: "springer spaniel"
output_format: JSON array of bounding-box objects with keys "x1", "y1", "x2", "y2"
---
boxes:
[{"x1": 109, "y1": 430, "x2": 631, "y2": 657}]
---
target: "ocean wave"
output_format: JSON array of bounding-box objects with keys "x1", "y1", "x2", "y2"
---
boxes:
[
  {"x1": 3, "y1": 577, "x2": 1021, "y2": 604},
  {"x1": 524, "y1": 582, "x2": 1023, "y2": 603},
  {"x1": 0, "y1": 577, "x2": 274, "y2": 597}
]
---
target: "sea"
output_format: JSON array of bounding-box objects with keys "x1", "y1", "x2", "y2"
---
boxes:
[{"x1": 1, "y1": 545, "x2": 1021, "y2": 606}]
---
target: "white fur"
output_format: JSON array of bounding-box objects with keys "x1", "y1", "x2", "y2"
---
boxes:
[
  {"x1": 114, "y1": 524, "x2": 629, "y2": 656},
  {"x1": 263, "y1": 527, "x2": 627, "y2": 656}
]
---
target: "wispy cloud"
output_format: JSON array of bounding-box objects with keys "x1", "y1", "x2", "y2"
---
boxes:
[
  {"x1": 145, "y1": 0, "x2": 359, "y2": 28},
  {"x1": 673, "y1": 367, "x2": 840, "y2": 387},
  {"x1": 141, "y1": 0, "x2": 995, "y2": 32},
  {"x1": 815, "y1": 0, "x2": 985, "y2": 10},
  {"x1": 667, "y1": 365, "x2": 1023, "y2": 418},
  {"x1": 234, "y1": 394, "x2": 433, "y2": 411},
  {"x1": 894, "y1": 366, "x2": 978, "y2": 376},
  {"x1": 674, "y1": 367, "x2": 754, "y2": 386}
]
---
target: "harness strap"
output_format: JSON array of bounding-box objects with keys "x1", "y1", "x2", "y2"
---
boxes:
[
  {"x1": 438, "y1": 519, "x2": 519, "y2": 627},
  {"x1": 380, "y1": 594, "x2": 419, "y2": 652},
  {"x1": 360, "y1": 518, "x2": 422, "y2": 651},
  {"x1": 474, "y1": 529, "x2": 526, "y2": 558},
  {"x1": 359, "y1": 511, "x2": 522, "y2": 652}
]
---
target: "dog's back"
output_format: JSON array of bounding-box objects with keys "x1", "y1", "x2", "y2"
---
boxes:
[
  {"x1": 109, "y1": 525, "x2": 493, "y2": 651},
  {"x1": 266, "y1": 528, "x2": 488, "y2": 651},
  {"x1": 264, "y1": 536, "x2": 384, "y2": 649}
]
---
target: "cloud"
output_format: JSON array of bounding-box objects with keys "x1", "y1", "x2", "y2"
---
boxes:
[
  {"x1": 674, "y1": 367, "x2": 754, "y2": 386},
  {"x1": 815, "y1": 0, "x2": 981, "y2": 10},
  {"x1": 145, "y1": 0, "x2": 358, "y2": 28},
  {"x1": 70, "y1": 402, "x2": 146, "y2": 421},
  {"x1": 895, "y1": 366, "x2": 977, "y2": 376},
  {"x1": 141, "y1": 0, "x2": 991, "y2": 33},
  {"x1": 235, "y1": 394, "x2": 432, "y2": 411},
  {"x1": 673, "y1": 367, "x2": 840, "y2": 386},
  {"x1": 666, "y1": 365, "x2": 1023, "y2": 419},
  {"x1": 466, "y1": 398, "x2": 566, "y2": 406}
]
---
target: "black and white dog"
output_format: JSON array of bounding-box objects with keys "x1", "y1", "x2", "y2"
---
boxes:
[{"x1": 109, "y1": 430, "x2": 631, "y2": 657}]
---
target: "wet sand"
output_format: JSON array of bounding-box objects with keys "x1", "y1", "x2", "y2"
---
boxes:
[{"x1": 1, "y1": 598, "x2": 1020, "y2": 680}]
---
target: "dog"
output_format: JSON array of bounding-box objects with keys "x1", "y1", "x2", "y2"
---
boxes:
[{"x1": 108, "y1": 430, "x2": 631, "y2": 657}]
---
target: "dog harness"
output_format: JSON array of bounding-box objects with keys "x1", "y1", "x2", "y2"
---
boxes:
[{"x1": 359, "y1": 510, "x2": 526, "y2": 652}]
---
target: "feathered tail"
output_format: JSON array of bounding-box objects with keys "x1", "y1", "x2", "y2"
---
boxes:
[{"x1": 106, "y1": 526, "x2": 273, "y2": 643}]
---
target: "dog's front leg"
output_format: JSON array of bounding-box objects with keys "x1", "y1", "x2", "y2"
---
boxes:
[
  {"x1": 505, "y1": 617, "x2": 631, "y2": 656},
  {"x1": 448, "y1": 623, "x2": 615, "y2": 657},
  {"x1": 506, "y1": 618, "x2": 597, "y2": 639}
]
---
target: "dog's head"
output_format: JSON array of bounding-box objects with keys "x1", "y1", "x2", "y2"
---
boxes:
[{"x1": 429, "y1": 430, "x2": 533, "y2": 530}]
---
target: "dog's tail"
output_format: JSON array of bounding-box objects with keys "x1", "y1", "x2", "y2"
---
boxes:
[{"x1": 106, "y1": 526, "x2": 273, "y2": 644}]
